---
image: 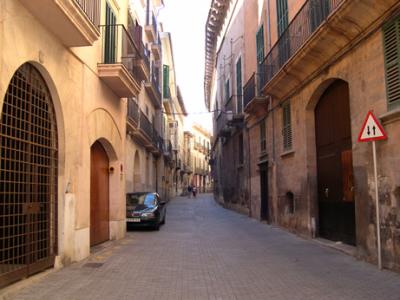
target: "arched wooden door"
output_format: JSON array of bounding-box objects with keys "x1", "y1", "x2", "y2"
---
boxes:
[
  {"x1": 315, "y1": 80, "x2": 356, "y2": 245},
  {"x1": 90, "y1": 141, "x2": 110, "y2": 246},
  {"x1": 0, "y1": 63, "x2": 58, "y2": 288}
]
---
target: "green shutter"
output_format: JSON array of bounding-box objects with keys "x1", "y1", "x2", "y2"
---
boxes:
[
  {"x1": 256, "y1": 26, "x2": 264, "y2": 65},
  {"x1": 383, "y1": 17, "x2": 400, "y2": 110},
  {"x1": 163, "y1": 65, "x2": 170, "y2": 98},
  {"x1": 104, "y1": 3, "x2": 116, "y2": 64},
  {"x1": 236, "y1": 57, "x2": 242, "y2": 113},
  {"x1": 277, "y1": 0, "x2": 288, "y2": 37},
  {"x1": 282, "y1": 102, "x2": 292, "y2": 151}
]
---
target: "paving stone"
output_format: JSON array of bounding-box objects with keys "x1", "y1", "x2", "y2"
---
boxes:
[{"x1": 5, "y1": 194, "x2": 400, "y2": 299}]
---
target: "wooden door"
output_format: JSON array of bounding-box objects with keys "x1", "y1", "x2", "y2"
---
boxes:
[
  {"x1": 315, "y1": 80, "x2": 356, "y2": 245},
  {"x1": 260, "y1": 162, "x2": 269, "y2": 221},
  {"x1": 90, "y1": 142, "x2": 110, "y2": 246}
]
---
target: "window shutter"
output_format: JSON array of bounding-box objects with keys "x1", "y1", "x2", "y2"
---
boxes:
[
  {"x1": 236, "y1": 58, "x2": 243, "y2": 113},
  {"x1": 282, "y1": 102, "x2": 292, "y2": 151},
  {"x1": 260, "y1": 121, "x2": 266, "y2": 152},
  {"x1": 163, "y1": 65, "x2": 170, "y2": 98},
  {"x1": 277, "y1": 0, "x2": 289, "y2": 37},
  {"x1": 383, "y1": 18, "x2": 400, "y2": 110},
  {"x1": 256, "y1": 26, "x2": 264, "y2": 65}
]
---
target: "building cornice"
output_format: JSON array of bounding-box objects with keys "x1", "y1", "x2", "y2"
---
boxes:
[{"x1": 204, "y1": 0, "x2": 232, "y2": 111}]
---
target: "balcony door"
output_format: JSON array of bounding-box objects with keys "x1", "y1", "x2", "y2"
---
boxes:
[
  {"x1": 310, "y1": 0, "x2": 330, "y2": 31},
  {"x1": 277, "y1": 0, "x2": 289, "y2": 67},
  {"x1": 104, "y1": 2, "x2": 116, "y2": 63}
]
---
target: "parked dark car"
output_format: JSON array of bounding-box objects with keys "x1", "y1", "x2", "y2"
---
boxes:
[{"x1": 126, "y1": 192, "x2": 166, "y2": 230}]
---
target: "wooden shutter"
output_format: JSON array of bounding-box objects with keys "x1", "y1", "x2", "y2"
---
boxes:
[
  {"x1": 277, "y1": 0, "x2": 289, "y2": 37},
  {"x1": 282, "y1": 102, "x2": 292, "y2": 150},
  {"x1": 256, "y1": 26, "x2": 264, "y2": 65},
  {"x1": 163, "y1": 65, "x2": 170, "y2": 98},
  {"x1": 236, "y1": 57, "x2": 243, "y2": 113},
  {"x1": 383, "y1": 17, "x2": 400, "y2": 110},
  {"x1": 104, "y1": 3, "x2": 116, "y2": 64},
  {"x1": 260, "y1": 121, "x2": 266, "y2": 152}
]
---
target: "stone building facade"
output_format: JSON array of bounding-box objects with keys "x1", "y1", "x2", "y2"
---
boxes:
[
  {"x1": 206, "y1": 0, "x2": 400, "y2": 272},
  {"x1": 191, "y1": 124, "x2": 212, "y2": 193},
  {"x1": 0, "y1": 0, "x2": 187, "y2": 288}
]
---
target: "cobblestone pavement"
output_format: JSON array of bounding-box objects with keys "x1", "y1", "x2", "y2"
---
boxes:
[{"x1": 5, "y1": 194, "x2": 400, "y2": 300}]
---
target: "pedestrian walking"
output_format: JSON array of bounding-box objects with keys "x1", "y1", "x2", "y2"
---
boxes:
[
  {"x1": 188, "y1": 185, "x2": 192, "y2": 198},
  {"x1": 192, "y1": 186, "x2": 197, "y2": 198}
]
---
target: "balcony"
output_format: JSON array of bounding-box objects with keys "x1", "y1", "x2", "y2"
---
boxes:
[
  {"x1": 151, "y1": 36, "x2": 162, "y2": 61},
  {"x1": 183, "y1": 164, "x2": 193, "y2": 174},
  {"x1": 163, "y1": 139, "x2": 173, "y2": 161},
  {"x1": 127, "y1": 24, "x2": 151, "y2": 82},
  {"x1": 152, "y1": 131, "x2": 164, "y2": 157},
  {"x1": 145, "y1": 10, "x2": 157, "y2": 42},
  {"x1": 21, "y1": 0, "x2": 100, "y2": 47},
  {"x1": 127, "y1": 98, "x2": 139, "y2": 132},
  {"x1": 98, "y1": 25, "x2": 141, "y2": 98},
  {"x1": 259, "y1": 0, "x2": 399, "y2": 100},
  {"x1": 243, "y1": 73, "x2": 268, "y2": 116},
  {"x1": 130, "y1": 109, "x2": 155, "y2": 150},
  {"x1": 225, "y1": 95, "x2": 244, "y2": 127},
  {"x1": 163, "y1": 86, "x2": 172, "y2": 114},
  {"x1": 145, "y1": 65, "x2": 162, "y2": 109},
  {"x1": 215, "y1": 112, "x2": 231, "y2": 139}
]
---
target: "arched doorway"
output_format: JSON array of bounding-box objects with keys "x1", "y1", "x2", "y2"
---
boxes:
[
  {"x1": 133, "y1": 151, "x2": 140, "y2": 191},
  {"x1": 90, "y1": 141, "x2": 110, "y2": 246},
  {"x1": 0, "y1": 63, "x2": 58, "y2": 287},
  {"x1": 315, "y1": 80, "x2": 356, "y2": 245}
]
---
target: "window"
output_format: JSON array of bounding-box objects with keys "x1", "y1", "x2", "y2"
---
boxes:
[
  {"x1": 163, "y1": 65, "x2": 170, "y2": 98},
  {"x1": 224, "y1": 79, "x2": 231, "y2": 104},
  {"x1": 238, "y1": 133, "x2": 244, "y2": 165},
  {"x1": 383, "y1": 16, "x2": 400, "y2": 110},
  {"x1": 256, "y1": 26, "x2": 264, "y2": 67},
  {"x1": 236, "y1": 57, "x2": 243, "y2": 113},
  {"x1": 260, "y1": 120, "x2": 266, "y2": 152},
  {"x1": 276, "y1": 0, "x2": 289, "y2": 37},
  {"x1": 277, "y1": 0, "x2": 290, "y2": 67},
  {"x1": 104, "y1": 2, "x2": 117, "y2": 63},
  {"x1": 282, "y1": 102, "x2": 292, "y2": 151}
]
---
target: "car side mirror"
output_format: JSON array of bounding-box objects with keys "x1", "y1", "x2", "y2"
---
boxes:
[{"x1": 159, "y1": 201, "x2": 166, "y2": 206}]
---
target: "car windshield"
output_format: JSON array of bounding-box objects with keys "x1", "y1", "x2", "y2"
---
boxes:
[{"x1": 127, "y1": 193, "x2": 156, "y2": 207}]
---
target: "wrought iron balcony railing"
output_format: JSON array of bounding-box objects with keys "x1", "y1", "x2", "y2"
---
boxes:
[
  {"x1": 139, "y1": 110, "x2": 153, "y2": 140},
  {"x1": 259, "y1": 0, "x2": 343, "y2": 91},
  {"x1": 243, "y1": 73, "x2": 256, "y2": 109},
  {"x1": 151, "y1": 65, "x2": 162, "y2": 99},
  {"x1": 100, "y1": 24, "x2": 140, "y2": 71},
  {"x1": 127, "y1": 98, "x2": 139, "y2": 124},
  {"x1": 74, "y1": 0, "x2": 100, "y2": 27}
]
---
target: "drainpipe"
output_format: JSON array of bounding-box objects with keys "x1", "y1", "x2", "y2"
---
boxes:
[{"x1": 267, "y1": 0, "x2": 272, "y2": 50}]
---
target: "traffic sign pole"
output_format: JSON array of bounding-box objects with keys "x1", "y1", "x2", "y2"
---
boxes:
[
  {"x1": 358, "y1": 110, "x2": 387, "y2": 270},
  {"x1": 372, "y1": 141, "x2": 382, "y2": 270}
]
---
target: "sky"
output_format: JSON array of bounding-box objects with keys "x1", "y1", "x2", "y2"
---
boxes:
[{"x1": 158, "y1": 0, "x2": 213, "y2": 132}]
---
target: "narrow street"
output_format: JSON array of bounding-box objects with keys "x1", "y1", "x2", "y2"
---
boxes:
[{"x1": 5, "y1": 194, "x2": 400, "y2": 300}]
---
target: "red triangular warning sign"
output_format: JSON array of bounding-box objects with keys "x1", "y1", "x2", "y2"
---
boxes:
[{"x1": 358, "y1": 111, "x2": 387, "y2": 142}]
